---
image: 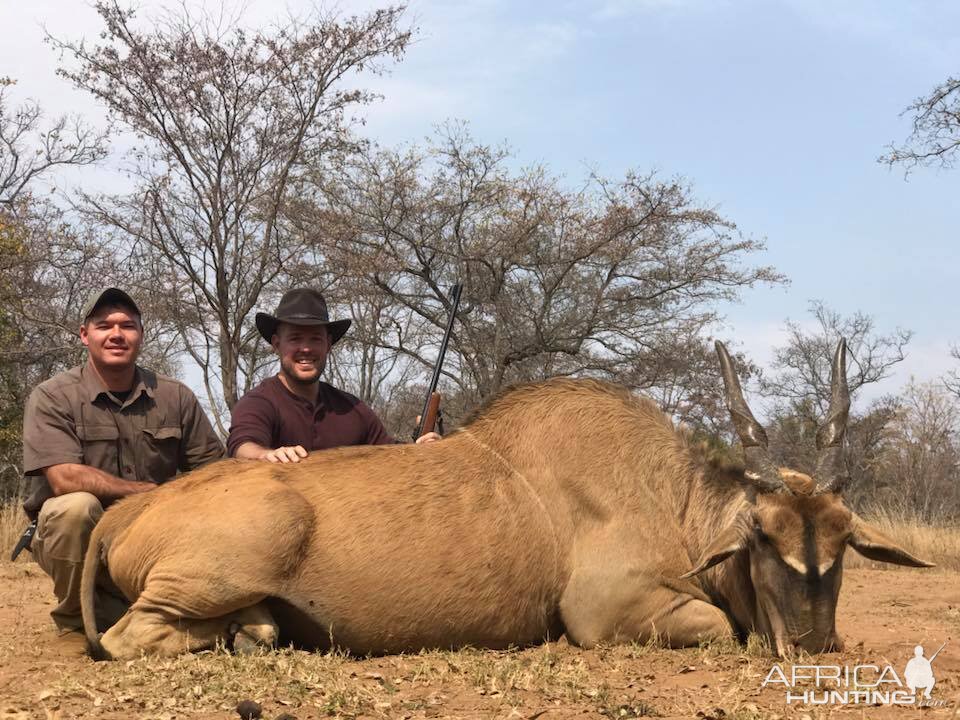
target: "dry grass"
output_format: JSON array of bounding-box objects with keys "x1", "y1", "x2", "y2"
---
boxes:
[
  {"x1": 19, "y1": 642, "x2": 668, "y2": 719},
  {"x1": 842, "y1": 508, "x2": 960, "y2": 571},
  {"x1": 1, "y1": 496, "x2": 29, "y2": 561},
  {"x1": 8, "y1": 637, "x2": 810, "y2": 720}
]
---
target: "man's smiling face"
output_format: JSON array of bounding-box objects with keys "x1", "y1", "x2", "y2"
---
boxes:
[
  {"x1": 80, "y1": 304, "x2": 143, "y2": 372},
  {"x1": 273, "y1": 322, "x2": 330, "y2": 388}
]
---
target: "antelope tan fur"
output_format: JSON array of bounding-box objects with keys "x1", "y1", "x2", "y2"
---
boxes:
[{"x1": 82, "y1": 339, "x2": 933, "y2": 659}]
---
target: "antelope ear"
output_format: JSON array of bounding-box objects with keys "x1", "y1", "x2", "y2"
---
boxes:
[
  {"x1": 848, "y1": 515, "x2": 935, "y2": 568},
  {"x1": 681, "y1": 514, "x2": 750, "y2": 578}
]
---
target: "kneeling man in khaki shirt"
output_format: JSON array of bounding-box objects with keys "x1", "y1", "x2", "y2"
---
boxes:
[{"x1": 20, "y1": 288, "x2": 224, "y2": 650}]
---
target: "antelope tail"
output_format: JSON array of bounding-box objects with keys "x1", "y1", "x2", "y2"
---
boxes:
[{"x1": 80, "y1": 521, "x2": 109, "y2": 660}]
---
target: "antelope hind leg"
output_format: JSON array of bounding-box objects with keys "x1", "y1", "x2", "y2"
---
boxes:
[
  {"x1": 98, "y1": 562, "x2": 272, "y2": 659},
  {"x1": 98, "y1": 602, "x2": 277, "y2": 659},
  {"x1": 98, "y1": 608, "x2": 233, "y2": 659}
]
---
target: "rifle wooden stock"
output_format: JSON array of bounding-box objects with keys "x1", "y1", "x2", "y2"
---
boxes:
[{"x1": 417, "y1": 391, "x2": 442, "y2": 439}]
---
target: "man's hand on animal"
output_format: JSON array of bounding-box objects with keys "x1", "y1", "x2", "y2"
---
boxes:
[
  {"x1": 262, "y1": 445, "x2": 309, "y2": 463},
  {"x1": 227, "y1": 289, "x2": 400, "y2": 460},
  {"x1": 413, "y1": 415, "x2": 442, "y2": 444}
]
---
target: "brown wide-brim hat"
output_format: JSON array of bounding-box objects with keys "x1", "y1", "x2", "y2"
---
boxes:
[{"x1": 255, "y1": 288, "x2": 351, "y2": 345}]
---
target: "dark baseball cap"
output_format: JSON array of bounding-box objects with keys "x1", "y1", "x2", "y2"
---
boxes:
[{"x1": 80, "y1": 287, "x2": 142, "y2": 323}]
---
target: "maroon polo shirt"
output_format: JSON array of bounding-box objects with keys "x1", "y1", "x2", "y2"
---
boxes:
[{"x1": 227, "y1": 376, "x2": 395, "y2": 456}]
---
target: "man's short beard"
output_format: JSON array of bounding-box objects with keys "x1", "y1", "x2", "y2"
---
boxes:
[{"x1": 280, "y1": 356, "x2": 325, "y2": 387}]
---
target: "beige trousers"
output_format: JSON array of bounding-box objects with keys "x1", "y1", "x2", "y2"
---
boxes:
[{"x1": 32, "y1": 492, "x2": 128, "y2": 632}]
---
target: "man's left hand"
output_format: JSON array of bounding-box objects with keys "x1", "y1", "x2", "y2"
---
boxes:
[{"x1": 415, "y1": 432, "x2": 441, "y2": 444}]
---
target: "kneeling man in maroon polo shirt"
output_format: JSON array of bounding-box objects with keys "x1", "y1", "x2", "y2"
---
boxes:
[{"x1": 228, "y1": 288, "x2": 439, "y2": 463}]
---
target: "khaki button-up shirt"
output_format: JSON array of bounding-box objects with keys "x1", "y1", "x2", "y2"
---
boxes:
[{"x1": 22, "y1": 363, "x2": 224, "y2": 515}]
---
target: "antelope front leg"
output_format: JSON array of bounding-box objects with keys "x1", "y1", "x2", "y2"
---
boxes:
[
  {"x1": 561, "y1": 570, "x2": 733, "y2": 648},
  {"x1": 559, "y1": 523, "x2": 734, "y2": 648},
  {"x1": 230, "y1": 603, "x2": 279, "y2": 654}
]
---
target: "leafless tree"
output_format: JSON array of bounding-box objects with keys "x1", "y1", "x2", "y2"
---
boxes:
[
  {"x1": 50, "y1": 1, "x2": 412, "y2": 432},
  {"x1": 0, "y1": 79, "x2": 109, "y2": 496},
  {"x1": 0, "y1": 200, "x2": 181, "y2": 497},
  {"x1": 0, "y1": 78, "x2": 108, "y2": 205},
  {"x1": 872, "y1": 381, "x2": 960, "y2": 522},
  {"x1": 759, "y1": 304, "x2": 923, "y2": 511},
  {"x1": 765, "y1": 393, "x2": 900, "y2": 504},
  {"x1": 943, "y1": 345, "x2": 960, "y2": 401},
  {"x1": 636, "y1": 335, "x2": 759, "y2": 438},
  {"x1": 880, "y1": 75, "x2": 960, "y2": 171},
  {"x1": 840, "y1": 396, "x2": 901, "y2": 512},
  {"x1": 311, "y1": 126, "x2": 784, "y2": 418},
  {"x1": 324, "y1": 278, "x2": 425, "y2": 407},
  {"x1": 761, "y1": 301, "x2": 911, "y2": 416}
]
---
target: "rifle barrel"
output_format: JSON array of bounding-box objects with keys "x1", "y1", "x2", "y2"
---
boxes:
[{"x1": 415, "y1": 283, "x2": 462, "y2": 439}]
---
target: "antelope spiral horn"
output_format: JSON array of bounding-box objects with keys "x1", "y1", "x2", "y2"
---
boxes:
[
  {"x1": 715, "y1": 341, "x2": 784, "y2": 493},
  {"x1": 815, "y1": 338, "x2": 851, "y2": 494}
]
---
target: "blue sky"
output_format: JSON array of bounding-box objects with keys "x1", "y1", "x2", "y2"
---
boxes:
[{"x1": 2, "y1": 0, "x2": 958, "y2": 404}]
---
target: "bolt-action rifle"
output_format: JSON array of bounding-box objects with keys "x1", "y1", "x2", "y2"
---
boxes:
[
  {"x1": 10, "y1": 519, "x2": 36, "y2": 561},
  {"x1": 929, "y1": 642, "x2": 946, "y2": 664},
  {"x1": 413, "y1": 283, "x2": 463, "y2": 440}
]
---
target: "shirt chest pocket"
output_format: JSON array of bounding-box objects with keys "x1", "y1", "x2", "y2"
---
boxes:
[
  {"x1": 142, "y1": 426, "x2": 182, "y2": 483},
  {"x1": 78, "y1": 424, "x2": 121, "y2": 474},
  {"x1": 143, "y1": 426, "x2": 182, "y2": 443}
]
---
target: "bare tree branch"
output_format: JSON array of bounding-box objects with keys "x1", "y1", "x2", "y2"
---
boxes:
[
  {"x1": 761, "y1": 300, "x2": 911, "y2": 415},
  {"x1": 306, "y1": 124, "x2": 783, "y2": 420},
  {"x1": 0, "y1": 78, "x2": 109, "y2": 206},
  {"x1": 880, "y1": 75, "x2": 960, "y2": 172},
  {"x1": 50, "y1": 1, "x2": 411, "y2": 429}
]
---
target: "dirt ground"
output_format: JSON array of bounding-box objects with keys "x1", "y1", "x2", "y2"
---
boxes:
[{"x1": 0, "y1": 562, "x2": 956, "y2": 720}]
